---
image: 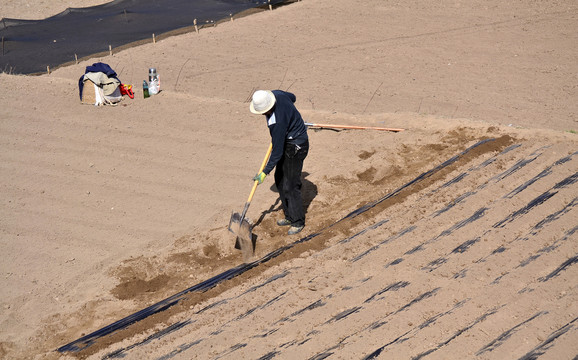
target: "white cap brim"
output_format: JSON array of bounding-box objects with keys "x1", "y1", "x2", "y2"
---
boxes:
[{"x1": 250, "y1": 90, "x2": 276, "y2": 114}]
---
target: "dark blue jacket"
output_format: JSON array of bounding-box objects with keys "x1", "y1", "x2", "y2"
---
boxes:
[
  {"x1": 78, "y1": 62, "x2": 120, "y2": 100},
  {"x1": 263, "y1": 90, "x2": 308, "y2": 174}
]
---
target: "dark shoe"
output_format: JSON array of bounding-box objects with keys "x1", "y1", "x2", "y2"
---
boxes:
[
  {"x1": 277, "y1": 218, "x2": 292, "y2": 226},
  {"x1": 288, "y1": 225, "x2": 304, "y2": 235}
]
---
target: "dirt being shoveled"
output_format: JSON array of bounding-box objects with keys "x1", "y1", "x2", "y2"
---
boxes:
[{"x1": 1, "y1": 0, "x2": 577, "y2": 359}]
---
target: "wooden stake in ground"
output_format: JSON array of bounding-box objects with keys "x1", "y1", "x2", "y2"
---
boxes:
[
  {"x1": 47, "y1": 65, "x2": 50, "y2": 74},
  {"x1": 152, "y1": 33, "x2": 156, "y2": 43},
  {"x1": 194, "y1": 19, "x2": 198, "y2": 33},
  {"x1": 75, "y1": 54, "x2": 78, "y2": 64},
  {"x1": 109, "y1": 45, "x2": 112, "y2": 56}
]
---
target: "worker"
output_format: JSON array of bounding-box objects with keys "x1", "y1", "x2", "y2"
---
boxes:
[{"x1": 250, "y1": 90, "x2": 309, "y2": 235}]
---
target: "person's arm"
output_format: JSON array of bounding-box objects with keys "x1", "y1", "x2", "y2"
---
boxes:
[{"x1": 263, "y1": 115, "x2": 288, "y2": 174}]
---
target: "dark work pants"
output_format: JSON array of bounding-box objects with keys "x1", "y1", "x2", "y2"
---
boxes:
[{"x1": 274, "y1": 140, "x2": 309, "y2": 227}]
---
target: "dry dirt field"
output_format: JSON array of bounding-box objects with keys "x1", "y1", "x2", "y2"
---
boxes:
[{"x1": 1, "y1": 0, "x2": 577, "y2": 359}]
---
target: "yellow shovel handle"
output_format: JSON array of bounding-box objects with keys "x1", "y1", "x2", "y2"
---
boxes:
[{"x1": 247, "y1": 142, "x2": 273, "y2": 202}]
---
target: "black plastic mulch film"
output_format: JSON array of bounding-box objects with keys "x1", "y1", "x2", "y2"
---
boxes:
[
  {"x1": 56, "y1": 138, "x2": 496, "y2": 354},
  {"x1": 0, "y1": 0, "x2": 290, "y2": 75}
]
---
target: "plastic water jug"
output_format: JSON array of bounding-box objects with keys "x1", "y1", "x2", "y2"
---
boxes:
[{"x1": 148, "y1": 68, "x2": 160, "y2": 95}]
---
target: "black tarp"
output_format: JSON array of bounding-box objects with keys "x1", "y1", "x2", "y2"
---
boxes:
[{"x1": 0, "y1": 0, "x2": 288, "y2": 75}]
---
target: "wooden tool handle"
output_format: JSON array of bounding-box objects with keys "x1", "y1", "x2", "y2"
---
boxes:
[
  {"x1": 246, "y1": 143, "x2": 273, "y2": 203},
  {"x1": 305, "y1": 122, "x2": 404, "y2": 132}
]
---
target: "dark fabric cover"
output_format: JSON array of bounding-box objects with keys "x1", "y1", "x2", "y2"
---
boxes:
[
  {"x1": 0, "y1": 0, "x2": 289, "y2": 74},
  {"x1": 78, "y1": 62, "x2": 120, "y2": 100}
]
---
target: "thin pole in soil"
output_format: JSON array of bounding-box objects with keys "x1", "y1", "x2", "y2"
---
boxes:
[
  {"x1": 285, "y1": 79, "x2": 297, "y2": 92},
  {"x1": 278, "y1": 68, "x2": 288, "y2": 89},
  {"x1": 174, "y1": 58, "x2": 190, "y2": 91},
  {"x1": 363, "y1": 81, "x2": 383, "y2": 113},
  {"x1": 245, "y1": 87, "x2": 257, "y2": 103}
]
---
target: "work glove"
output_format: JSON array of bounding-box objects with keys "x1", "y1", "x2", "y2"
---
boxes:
[{"x1": 253, "y1": 172, "x2": 266, "y2": 184}]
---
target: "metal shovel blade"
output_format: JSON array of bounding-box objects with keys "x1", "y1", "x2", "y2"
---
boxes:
[{"x1": 228, "y1": 212, "x2": 254, "y2": 262}]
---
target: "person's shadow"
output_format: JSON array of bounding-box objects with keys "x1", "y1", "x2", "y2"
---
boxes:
[
  {"x1": 300, "y1": 172, "x2": 318, "y2": 214},
  {"x1": 251, "y1": 171, "x2": 317, "y2": 238}
]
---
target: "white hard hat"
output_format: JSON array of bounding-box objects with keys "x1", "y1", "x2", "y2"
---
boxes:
[{"x1": 250, "y1": 90, "x2": 276, "y2": 114}]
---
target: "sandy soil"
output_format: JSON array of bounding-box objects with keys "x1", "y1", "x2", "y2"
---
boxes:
[{"x1": 0, "y1": 0, "x2": 577, "y2": 359}]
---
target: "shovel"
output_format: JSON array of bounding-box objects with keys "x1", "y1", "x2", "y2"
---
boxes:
[{"x1": 228, "y1": 142, "x2": 273, "y2": 262}]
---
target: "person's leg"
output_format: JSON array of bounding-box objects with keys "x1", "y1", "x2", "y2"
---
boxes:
[
  {"x1": 282, "y1": 142, "x2": 309, "y2": 227},
  {"x1": 274, "y1": 156, "x2": 289, "y2": 220}
]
